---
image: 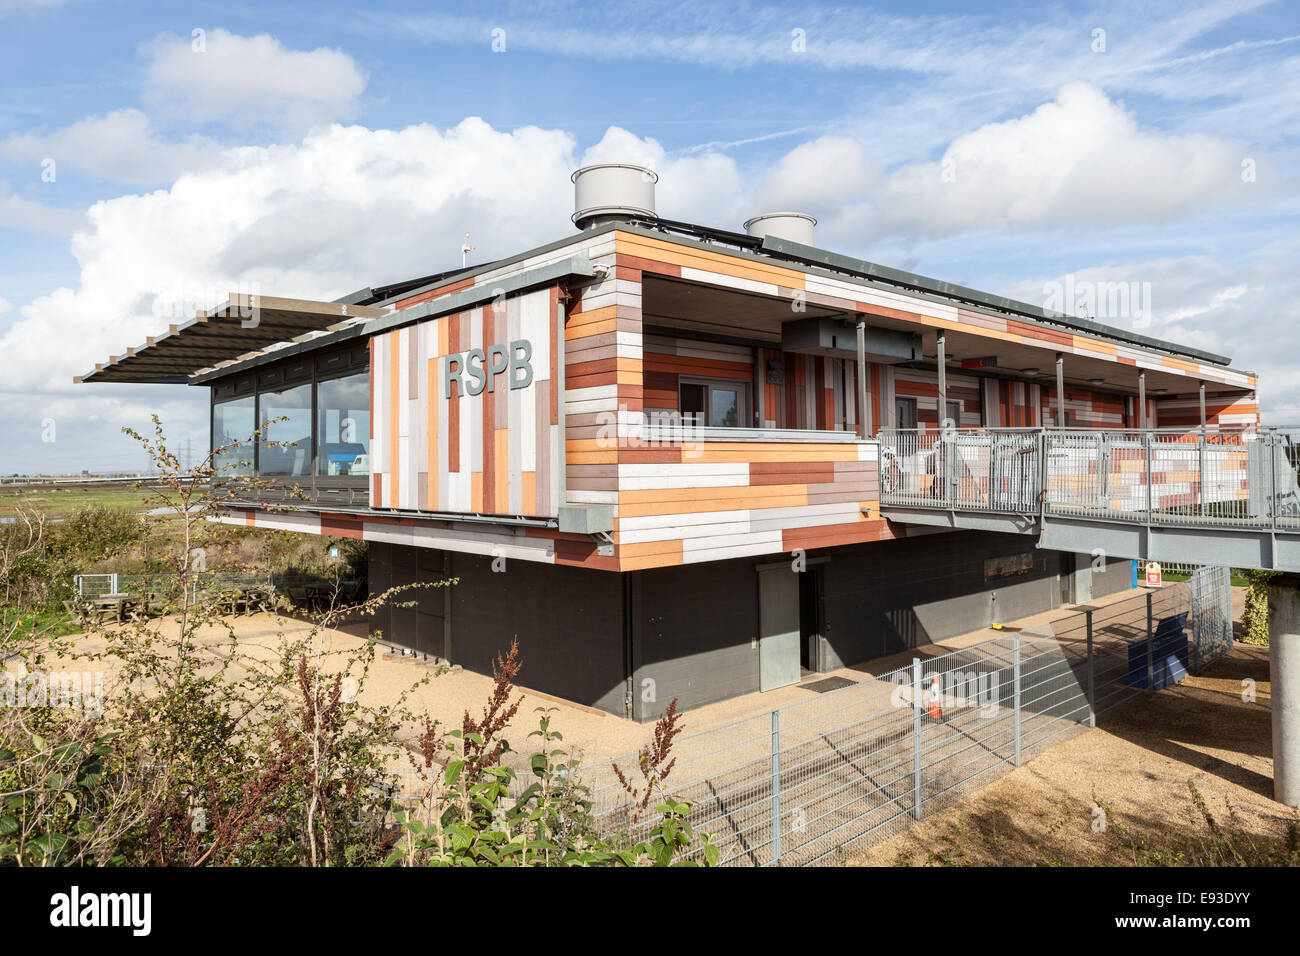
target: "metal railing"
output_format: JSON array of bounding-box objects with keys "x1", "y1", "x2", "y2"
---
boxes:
[
  {"x1": 879, "y1": 425, "x2": 1300, "y2": 531},
  {"x1": 380, "y1": 569, "x2": 1231, "y2": 866},
  {"x1": 73, "y1": 571, "x2": 273, "y2": 602}
]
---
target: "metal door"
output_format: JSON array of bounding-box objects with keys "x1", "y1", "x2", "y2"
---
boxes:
[{"x1": 759, "y1": 567, "x2": 801, "y2": 691}]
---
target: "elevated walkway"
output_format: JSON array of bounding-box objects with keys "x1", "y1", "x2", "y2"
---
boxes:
[{"x1": 878, "y1": 426, "x2": 1300, "y2": 571}]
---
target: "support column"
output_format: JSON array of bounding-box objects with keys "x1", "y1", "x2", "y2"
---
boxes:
[
  {"x1": 856, "y1": 316, "x2": 869, "y2": 439},
  {"x1": 1055, "y1": 353, "x2": 1065, "y2": 427},
  {"x1": 937, "y1": 332, "x2": 948, "y2": 427},
  {"x1": 1269, "y1": 576, "x2": 1300, "y2": 807},
  {"x1": 1199, "y1": 382, "x2": 1207, "y2": 428},
  {"x1": 1138, "y1": 371, "x2": 1147, "y2": 429}
]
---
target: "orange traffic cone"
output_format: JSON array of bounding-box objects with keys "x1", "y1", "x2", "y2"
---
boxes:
[{"x1": 925, "y1": 674, "x2": 943, "y2": 722}]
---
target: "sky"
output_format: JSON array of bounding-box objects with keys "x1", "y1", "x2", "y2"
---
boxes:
[{"x1": 0, "y1": 0, "x2": 1296, "y2": 474}]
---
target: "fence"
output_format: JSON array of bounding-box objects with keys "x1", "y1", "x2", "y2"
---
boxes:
[
  {"x1": 879, "y1": 425, "x2": 1300, "y2": 531},
  {"x1": 73, "y1": 571, "x2": 271, "y2": 601},
  {"x1": 381, "y1": 567, "x2": 1231, "y2": 866}
]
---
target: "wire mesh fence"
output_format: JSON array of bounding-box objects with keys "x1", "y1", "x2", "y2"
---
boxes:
[{"x1": 378, "y1": 567, "x2": 1232, "y2": 867}]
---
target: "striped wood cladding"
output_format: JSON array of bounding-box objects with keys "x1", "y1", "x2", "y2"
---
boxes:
[{"x1": 370, "y1": 286, "x2": 561, "y2": 518}]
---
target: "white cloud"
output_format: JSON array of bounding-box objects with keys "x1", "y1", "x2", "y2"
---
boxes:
[
  {"x1": 0, "y1": 188, "x2": 85, "y2": 233},
  {"x1": 142, "y1": 28, "x2": 367, "y2": 132},
  {"x1": 1, "y1": 108, "x2": 219, "y2": 185},
  {"x1": 997, "y1": 248, "x2": 1300, "y2": 420},
  {"x1": 756, "y1": 136, "x2": 874, "y2": 213},
  {"x1": 1, "y1": 118, "x2": 581, "y2": 401},
  {"x1": 812, "y1": 82, "x2": 1270, "y2": 245}
]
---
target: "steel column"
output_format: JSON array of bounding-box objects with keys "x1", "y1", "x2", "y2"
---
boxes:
[
  {"x1": 856, "y1": 317, "x2": 868, "y2": 439},
  {"x1": 937, "y1": 332, "x2": 947, "y2": 426},
  {"x1": 1055, "y1": 353, "x2": 1065, "y2": 427}
]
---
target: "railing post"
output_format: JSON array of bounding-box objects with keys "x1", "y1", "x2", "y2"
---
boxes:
[
  {"x1": 1271, "y1": 430, "x2": 1279, "y2": 535},
  {"x1": 912, "y1": 658, "x2": 923, "y2": 820},
  {"x1": 1038, "y1": 428, "x2": 1049, "y2": 524},
  {"x1": 1144, "y1": 431, "x2": 1153, "y2": 525},
  {"x1": 1013, "y1": 631, "x2": 1023, "y2": 766},
  {"x1": 1146, "y1": 590, "x2": 1155, "y2": 693},
  {"x1": 770, "y1": 709, "x2": 781, "y2": 865},
  {"x1": 1086, "y1": 609, "x2": 1096, "y2": 728},
  {"x1": 1197, "y1": 426, "x2": 1206, "y2": 518}
]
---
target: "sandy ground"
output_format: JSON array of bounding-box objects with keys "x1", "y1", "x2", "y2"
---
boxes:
[
  {"x1": 23, "y1": 582, "x2": 1167, "y2": 772},
  {"x1": 849, "y1": 640, "x2": 1296, "y2": 865}
]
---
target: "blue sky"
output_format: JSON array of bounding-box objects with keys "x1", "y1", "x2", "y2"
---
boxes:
[{"x1": 0, "y1": 0, "x2": 1296, "y2": 473}]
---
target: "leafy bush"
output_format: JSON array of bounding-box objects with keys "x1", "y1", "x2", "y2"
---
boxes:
[
  {"x1": 1241, "y1": 569, "x2": 1277, "y2": 645},
  {"x1": 2, "y1": 417, "x2": 710, "y2": 868}
]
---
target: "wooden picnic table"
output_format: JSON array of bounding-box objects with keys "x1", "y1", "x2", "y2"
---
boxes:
[{"x1": 88, "y1": 592, "x2": 138, "y2": 623}]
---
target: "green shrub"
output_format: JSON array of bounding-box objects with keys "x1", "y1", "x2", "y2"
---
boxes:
[{"x1": 1241, "y1": 569, "x2": 1278, "y2": 645}]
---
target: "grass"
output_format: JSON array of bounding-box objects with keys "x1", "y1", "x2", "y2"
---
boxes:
[
  {"x1": 0, "y1": 483, "x2": 157, "y2": 520},
  {"x1": 5, "y1": 605, "x2": 83, "y2": 639},
  {"x1": 1162, "y1": 571, "x2": 1250, "y2": 587}
]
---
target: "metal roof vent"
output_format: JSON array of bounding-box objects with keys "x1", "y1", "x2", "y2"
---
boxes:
[
  {"x1": 743, "y1": 211, "x2": 817, "y2": 246},
  {"x1": 571, "y1": 163, "x2": 658, "y2": 230}
]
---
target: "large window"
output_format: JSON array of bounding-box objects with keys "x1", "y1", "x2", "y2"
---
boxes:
[
  {"x1": 679, "y1": 377, "x2": 751, "y2": 428},
  {"x1": 212, "y1": 395, "x2": 255, "y2": 476},
  {"x1": 317, "y1": 372, "x2": 370, "y2": 476},
  {"x1": 258, "y1": 382, "x2": 312, "y2": 477}
]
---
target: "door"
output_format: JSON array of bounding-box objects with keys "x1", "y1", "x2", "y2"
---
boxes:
[
  {"x1": 945, "y1": 400, "x2": 962, "y2": 429},
  {"x1": 799, "y1": 565, "x2": 825, "y2": 672},
  {"x1": 895, "y1": 396, "x2": 918, "y2": 429},
  {"x1": 758, "y1": 567, "x2": 801, "y2": 691}
]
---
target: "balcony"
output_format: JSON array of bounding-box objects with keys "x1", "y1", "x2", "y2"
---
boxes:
[{"x1": 878, "y1": 426, "x2": 1300, "y2": 570}]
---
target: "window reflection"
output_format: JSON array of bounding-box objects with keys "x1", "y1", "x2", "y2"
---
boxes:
[
  {"x1": 258, "y1": 383, "x2": 312, "y2": 477},
  {"x1": 212, "y1": 395, "x2": 254, "y2": 476},
  {"x1": 317, "y1": 372, "x2": 370, "y2": 476}
]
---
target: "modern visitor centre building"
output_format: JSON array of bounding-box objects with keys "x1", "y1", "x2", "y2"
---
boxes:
[{"x1": 79, "y1": 163, "x2": 1267, "y2": 725}]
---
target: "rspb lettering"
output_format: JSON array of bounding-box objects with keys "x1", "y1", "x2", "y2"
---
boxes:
[{"x1": 442, "y1": 339, "x2": 534, "y2": 398}]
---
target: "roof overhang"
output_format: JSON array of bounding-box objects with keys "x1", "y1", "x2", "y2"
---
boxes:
[{"x1": 75, "y1": 293, "x2": 388, "y2": 384}]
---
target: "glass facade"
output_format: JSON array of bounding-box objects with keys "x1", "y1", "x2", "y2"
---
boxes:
[
  {"x1": 316, "y1": 372, "x2": 370, "y2": 476},
  {"x1": 257, "y1": 382, "x2": 313, "y2": 477},
  {"x1": 212, "y1": 395, "x2": 256, "y2": 476}
]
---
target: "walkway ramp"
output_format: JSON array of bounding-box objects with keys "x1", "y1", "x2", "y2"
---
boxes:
[{"x1": 879, "y1": 426, "x2": 1300, "y2": 571}]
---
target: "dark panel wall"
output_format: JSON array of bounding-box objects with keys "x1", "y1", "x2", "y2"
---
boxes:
[
  {"x1": 629, "y1": 559, "x2": 762, "y2": 721},
  {"x1": 818, "y1": 531, "x2": 1064, "y2": 671},
  {"x1": 368, "y1": 542, "x2": 628, "y2": 716},
  {"x1": 368, "y1": 541, "x2": 446, "y2": 658},
  {"x1": 370, "y1": 532, "x2": 1111, "y2": 723},
  {"x1": 1091, "y1": 556, "x2": 1135, "y2": 599}
]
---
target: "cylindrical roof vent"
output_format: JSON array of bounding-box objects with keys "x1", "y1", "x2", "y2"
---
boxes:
[
  {"x1": 571, "y1": 163, "x2": 658, "y2": 230},
  {"x1": 743, "y1": 211, "x2": 817, "y2": 246}
]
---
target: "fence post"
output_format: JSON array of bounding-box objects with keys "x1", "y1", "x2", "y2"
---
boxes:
[
  {"x1": 1146, "y1": 590, "x2": 1155, "y2": 693},
  {"x1": 912, "y1": 658, "x2": 923, "y2": 821},
  {"x1": 1086, "y1": 609, "x2": 1096, "y2": 728},
  {"x1": 770, "y1": 709, "x2": 781, "y2": 865},
  {"x1": 1013, "y1": 632, "x2": 1023, "y2": 766},
  {"x1": 111, "y1": 572, "x2": 119, "y2": 594}
]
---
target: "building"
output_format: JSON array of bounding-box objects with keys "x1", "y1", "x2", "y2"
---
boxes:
[{"x1": 79, "y1": 163, "x2": 1260, "y2": 721}]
